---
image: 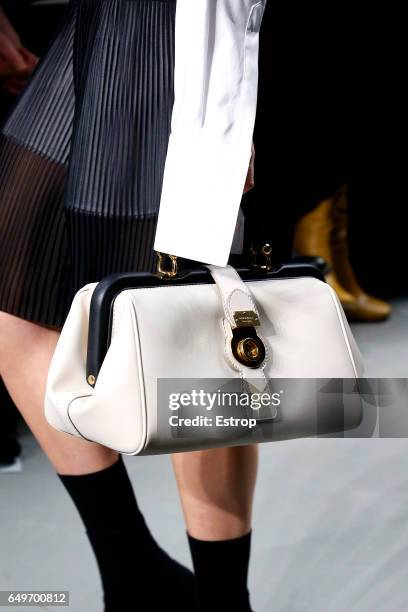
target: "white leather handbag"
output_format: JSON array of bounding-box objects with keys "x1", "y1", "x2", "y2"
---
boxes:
[{"x1": 45, "y1": 257, "x2": 364, "y2": 455}]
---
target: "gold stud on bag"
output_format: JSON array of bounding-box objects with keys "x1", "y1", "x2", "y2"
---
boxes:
[{"x1": 87, "y1": 374, "x2": 96, "y2": 387}]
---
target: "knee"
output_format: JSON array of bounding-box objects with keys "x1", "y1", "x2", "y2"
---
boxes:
[
  {"x1": 0, "y1": 310, "x2": 35, "y2": 343},
  {"x1": 0, "y1": 311, "x2": 55, "y2": 369}
]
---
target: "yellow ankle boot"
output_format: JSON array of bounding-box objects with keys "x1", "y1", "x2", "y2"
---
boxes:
[
  {"x1": 294, "y1": 191, "x2": 391, "y2": 321},
  {"x1": 331, "y1": 185, "x2": 391, "y2": 321},
  {"x1": 293, "y1": 198, "x2": 356, "y2": 308}
]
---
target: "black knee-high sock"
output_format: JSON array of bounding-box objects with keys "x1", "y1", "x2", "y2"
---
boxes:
[
  {"x1": 58, "y1": 457, "x2": 195, "y2": 612},
  {"x1": 188, "y1": 532, "x2": 254, "y2": 612}
]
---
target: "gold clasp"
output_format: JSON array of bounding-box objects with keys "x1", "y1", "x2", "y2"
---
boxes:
[
  {"x1": 235, "y1": 337, "x2": 264, "y2": 366},
  {"x1": 231, "y1": 311, "x2": 265, "y2": 368},
  {"x1": 250, "y1": 243, "x2": 272, "y2": 272},
  {"x1": 156, "y1": 252, "x2": 178, "y2": 279},
  {"x1": 231, "y1": 328, "x2": 266, "y2": 368}
]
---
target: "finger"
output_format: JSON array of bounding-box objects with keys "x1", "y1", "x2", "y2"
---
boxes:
[
  {"x1": 3, "y1": 78, "x2": 26, "y2": 95},
  {"x1": 0, "y1": 58, "x2": 13, "y2": 78},
  {"x1": 3, "y1": 75, "x2": 28, "y2": 96},
  {"x1": 19, "y1": 47, "x2": 39, "y2": 70},
  {"x1": 0, "y1": 9, "x2": 22, "y2": 48},
  {"x1": 0, "y1": 34, "x2": 28, "y2": 73},
  {"x1": 243, "y1": 169, "x2": 255, "y2": 193},
  {"x1": 243, "y1": 144, "x2": 255, "y2": 194},
  {"x1": 3, "y1": 82, "x2": 22, "y2": 96},
  {"x1": 243, "y1": 176, "x2": 255, "y2": 194},
  {"x1": 5, "y1": 76, "x2": 28, "y2": 89}
]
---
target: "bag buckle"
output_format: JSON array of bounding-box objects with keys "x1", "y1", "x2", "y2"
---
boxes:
[
  {"x1": 231, "y1": 310, "x2": 264, "y2": 368},
  {"x1": 230, "y1": 325, "x2": 266, "y2": 368},
  {"x1": 156, "y1": 252, "x2": 178, "y2": 279}
]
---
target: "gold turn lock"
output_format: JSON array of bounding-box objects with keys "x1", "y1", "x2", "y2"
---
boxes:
[
  {"x1": 231, "y1": 334, "x2": 265, "y2": 368},
  {"x1": 236, "y1": 338, "x2": 262, "y2": 362}
]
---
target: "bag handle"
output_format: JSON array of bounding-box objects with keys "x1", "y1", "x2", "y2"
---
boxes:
[
  {"x1": 85, "y1": 261, "x2": 325, "y2": 386},
  {"x1": 241, "y1": 191, "x2": 273, "y2": 271},
  {"x1": 240, "y1": 190, "x2": 271, "y2": 250},
  {"x1": 156, "y1": 192, "x2": 273, "y2": 278}
]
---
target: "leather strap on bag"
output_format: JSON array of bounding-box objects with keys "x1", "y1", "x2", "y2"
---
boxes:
[
  {"x1": 205, "y1": 264, "x2": 273, "y2": 396},
  {"x1": 205, "y1": 264, "x2": 261, "y2": 330}
]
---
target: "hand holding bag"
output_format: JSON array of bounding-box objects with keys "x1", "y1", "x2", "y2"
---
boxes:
[{"x1": 45, "y1": 256, "x2": 364, "y2": 455}]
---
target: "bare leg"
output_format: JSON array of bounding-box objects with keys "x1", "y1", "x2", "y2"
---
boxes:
[
  {"x1": 173, "y1": 446, "x2": 258, "y2": 610},
  {"x1": 0, "y1": 310, "x2": 195, "y2": 610},
  {"x1": 172, "y1": 445, "x2": 258, "y2": 540},
  {"x1": 0, "y1": 311, "x2": 117, "y2": 474}
]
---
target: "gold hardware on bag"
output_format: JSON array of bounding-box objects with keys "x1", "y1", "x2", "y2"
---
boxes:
[
  {"x1": 233, "y1": 310, "x2": 261, "y2": 328},
  {"x1": 87, "y1": 374, "x2": 96, "y2": 387},
  {"x1": 250, "y1": 243, "x2": 272, "y2": 272},
  {"x1": 156, "y1": 252, "x2": 178, "y2": 279},
  {"x1": 236, "y1": 337, "x2": 263, "y2": 363},
  {"x1": 231, "y1": 330, "x2": 266, "y2": 368}
]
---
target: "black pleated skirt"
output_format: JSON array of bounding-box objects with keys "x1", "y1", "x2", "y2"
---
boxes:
[{"x1": 0, "y1": 0, "x2": 176, "y2": 328}]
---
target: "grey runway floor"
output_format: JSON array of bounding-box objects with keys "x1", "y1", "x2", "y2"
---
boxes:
[{"x1": 1, "y1": 299, "x2": 407, "y2": 612}]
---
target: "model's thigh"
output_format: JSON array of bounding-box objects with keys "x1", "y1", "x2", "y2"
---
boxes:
[{"x1": 0, "y1": 311, "x2": 117, "y2": 474}]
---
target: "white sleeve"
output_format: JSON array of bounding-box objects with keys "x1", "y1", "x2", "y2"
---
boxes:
[{"x1": 154, "y1": 0, "x2": 267, "y2": 266}]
